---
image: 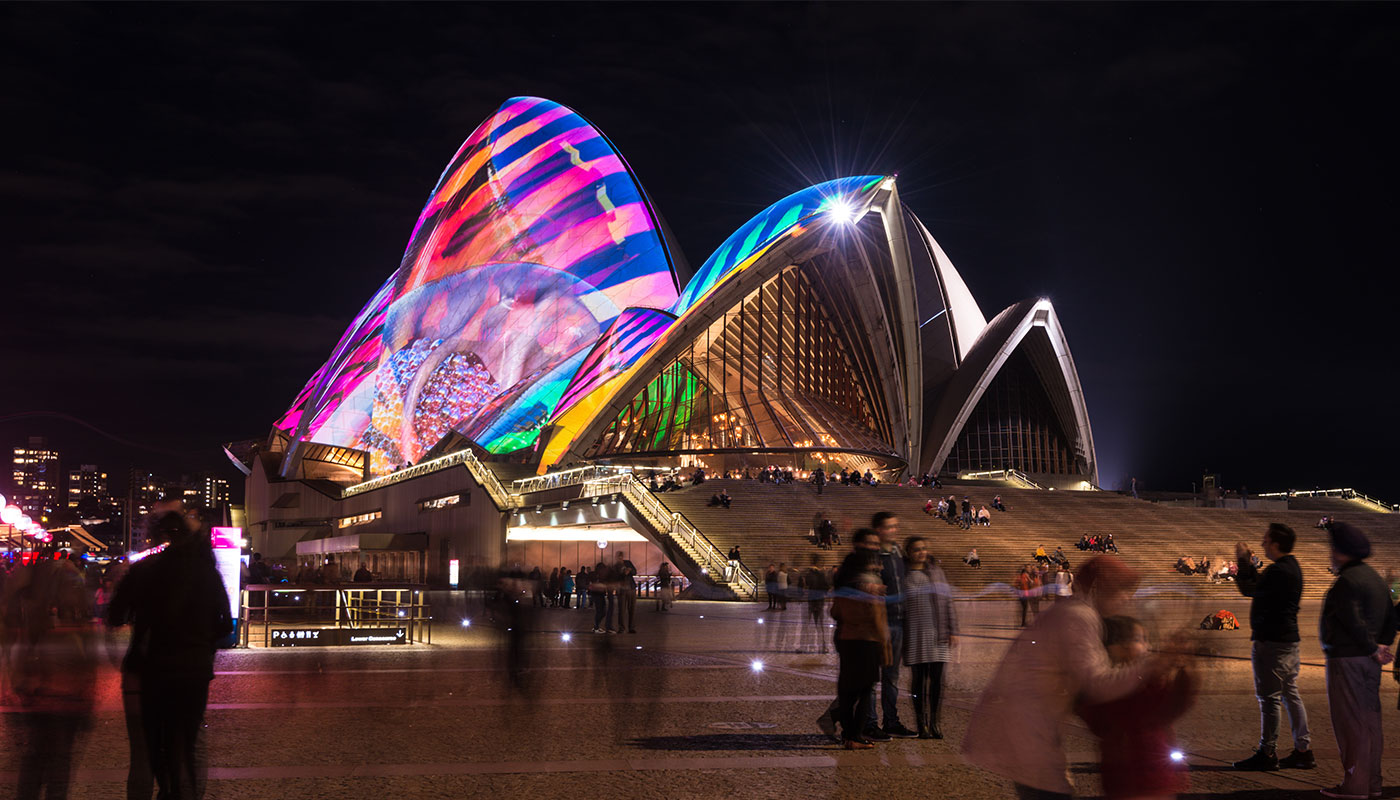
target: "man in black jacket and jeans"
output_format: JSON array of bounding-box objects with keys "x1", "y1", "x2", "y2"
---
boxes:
[
  {"x1": 1318, "y1": 522, "x2": 1396, "y2": 800},
  {"x1": 1233, "y1": 523, "x2": 1313, "y2": 771}
]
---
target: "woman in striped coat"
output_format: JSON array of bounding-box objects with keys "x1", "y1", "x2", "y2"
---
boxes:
[{"x1": 903, "y1": 536, "x2": 958, "y2": 739}]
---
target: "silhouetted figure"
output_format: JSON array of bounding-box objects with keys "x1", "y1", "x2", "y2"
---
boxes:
[
  {"x1": 353, "y1": 563, "x2": 373, "y2": 583},
  {"x1": 108, "y1": 512, "x2": 231, "y2": 800}
]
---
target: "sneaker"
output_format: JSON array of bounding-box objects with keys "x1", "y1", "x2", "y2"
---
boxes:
[
  {"x1": 1279, "y1": 749, "x2": 1317, "y2": 770},
  {"x1": 1319, "y1": 788, "x2": 1367, "y2": 800},
  {"x1": 1233, "y1": 748, "x2": 1279, "y2": 771},
  {"x1": 816, "y1": 712, "x2": 837, "y2": 741},
  {"x1": 862, "y1": 727, "x2": 892, "y2": 743},
  {"x1": 884, "y1": 722, "x2": 920, "y2": 739},
  {"x1": 842, "y1": 739, "x2": 875, "y2": 750}
]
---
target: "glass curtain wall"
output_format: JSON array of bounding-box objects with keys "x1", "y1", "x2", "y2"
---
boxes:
[
  {"x1": 942, "y1": 348, "x2": 1085, "y2": 476},
  {"x1": 585, "y1": 266, "x2": 893, "y2": 459}
]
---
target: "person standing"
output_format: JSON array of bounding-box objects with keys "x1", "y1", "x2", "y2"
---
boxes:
[
  {"x1": 1318, "y1": 522, "x2": 1396, "y2": 800},
  {"x1": 800, "y1": 555, "x2": 830, "y2": 654},
  {"x1": 614, "y1": 551, "x2": 638, "y2": 633},
  {"x1": 654, "y1": 562, "x2": 673, "y2": 612},
  {"x1": 775, "y1": 563, "x2": 789, "y2": 611},
  {"x1": 107, "y1": 511, "x2": 231, "y2": 800},
  {"x1": 1015, "y1": 566, "x2": 1036, "y2": 627},
  {"x1": 589, "y1": 561, "x2": 610, "y2": 633},
  {"x1": 869, "y1": 512, "x2": 918, "y2": 738},
  {"x1": 1231, "y1": 523, "x2": 1313, "y2": 771},
  {"x1": 829, "y1": 529, "x2": 889, "y2": 749},
  {"x1": 902, "y1": 536, "x2": 957, "y2": 738}
]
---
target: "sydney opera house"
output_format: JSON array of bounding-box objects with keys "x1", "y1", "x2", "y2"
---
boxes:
[{"x1": 239, "y1": 97, "x2": 1098, "y2": 589}]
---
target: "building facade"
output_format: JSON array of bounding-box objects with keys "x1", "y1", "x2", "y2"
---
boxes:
[
  {"x1": 240, "y1": 96, "x2": 1099, "y2": 586},
  {"x1": 12, "y1": 436, "x2": 61, "y2": 521}
]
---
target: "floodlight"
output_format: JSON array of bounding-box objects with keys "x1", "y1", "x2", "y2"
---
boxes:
[
  {"x1": 823, "y1": 198, "x2": 856, "y2": 225},
  {"x1": 751, "y1": 659, "x2": 765, "y2": 672}
]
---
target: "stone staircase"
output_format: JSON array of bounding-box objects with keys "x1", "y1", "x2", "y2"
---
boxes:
[{"x1": 651, "y1": 478, "x2": 1400, "y2": 601}]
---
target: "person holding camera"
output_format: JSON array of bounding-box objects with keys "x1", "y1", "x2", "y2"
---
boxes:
[{"x1": 1232, "y1": 523, "x2": 1312, "y2": 772}]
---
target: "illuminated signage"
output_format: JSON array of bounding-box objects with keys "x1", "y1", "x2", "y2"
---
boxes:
[{"x1": 270, "y1": 627, "x2": 408, "y2": 647}]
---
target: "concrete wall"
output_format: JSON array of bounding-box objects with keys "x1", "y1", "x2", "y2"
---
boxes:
[{"x1": 244, "y1": 458, "x2": 508, "y2": 587}]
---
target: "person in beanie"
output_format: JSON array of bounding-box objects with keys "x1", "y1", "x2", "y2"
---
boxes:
[
  {"x1": 962, "y1": 555, "x2": 1177, "y2": 799},
  {"x1": 1232, "y1": 523, "x2": 1313, "y2": 771},
  {"x1": 1318, "y1": 521, "x2": 1395, "y2": 800}
]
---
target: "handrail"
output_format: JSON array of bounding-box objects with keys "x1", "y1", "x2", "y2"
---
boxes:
[
  {"x1": 960, "y1": 468, "x2": 1045, "y2": 490},
  {"x1": 1255, "y1": 487, "x2": 1396, "y2": 513},
  {"x1": 343, "y1": 448, "x2": 511, "y2": 508},
  {"x1": 510, "y1": 464, "x2": 635, "y2": 495},
  {"x1": 578, "y1": 474, "x2": 758, "y2": 598}
]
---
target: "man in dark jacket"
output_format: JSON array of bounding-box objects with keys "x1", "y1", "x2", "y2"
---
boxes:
[
  {"x1": 1233, "y1": 523, "x2": 1313, "y2": 771},
  {"x1": 108, "y1": 511, "x2": 232, "y2": 800},
  {"x1": 869, "y1": 511, "x2": 917, "y2": 738},
  {"x1": 1318, "y1": 522, "x2": 1396, "y2": 800}
]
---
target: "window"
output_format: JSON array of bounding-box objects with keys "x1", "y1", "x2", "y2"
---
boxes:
[
  {"x1": 337, "y1": 510, "x2": 382, "y2": 529},
  {"x1": 418, "y1": 493, "x2": 466, "y2": 512}
]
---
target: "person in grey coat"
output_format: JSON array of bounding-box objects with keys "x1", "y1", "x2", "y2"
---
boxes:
[
  {"x1": 902, "y1": 536, "x2": 957, "y2": 738},
  {"x1": 1318, "y1": 521, "x2": 1395, "y2": 800}
]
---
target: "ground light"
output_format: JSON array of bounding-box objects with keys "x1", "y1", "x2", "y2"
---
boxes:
[
  {"x1": 757, "y1": 617, "x2": 764, "y2": 625},
  {"x1": 461, "y1": 619, "x2": 471, "y2": 628},
  {"x1": 561, "y1": 632, "x2": 572, "y2": 642},
  {"x1": 1170, "y1": 751, "x2": 1184, "y2": 762},
  {"x1": 751, "y1": 660, "x2": 764, "y2": 673}
]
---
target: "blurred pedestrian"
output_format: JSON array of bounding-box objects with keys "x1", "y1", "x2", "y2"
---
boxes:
[
  {"x1": 830, "y1": 529, "x2": 889, "y2": 749},
  {"x1": 963, "y1": 555, "x2": 1171, "y2": 799},
  {"x1": 1318, "y1": 522, "x2": 1396, "y2": 800},
  {"x1": 10, "y1": 548, "x2": 98, "y2": 800},
  {"x1": 654, "y1": 563, "x2": 672, "y2": 611},
  {"x1": 871, "y1": 512, "x2": 917, "y2": 739},
  {"x1": 902, "y1": 536, "x2": 957, "y2": 739},
  {"x1": 1078, "y1": 616, "x2": 1198, "y2": 799},
  {"x1": 615, "y1": 551, "x2": 638, "y2": 633}
]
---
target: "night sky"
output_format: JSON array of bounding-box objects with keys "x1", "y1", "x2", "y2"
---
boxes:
[{"x1": 2, "y1": 4, "x2": 1397, "y2": 500}]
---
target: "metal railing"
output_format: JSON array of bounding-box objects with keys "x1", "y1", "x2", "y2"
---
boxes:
[
  {"x1": 343, "y1": 448, "x2": 512, "y2": 508},
  {"x1": 238, "y1": 584, "x2": 432, "y2": 648},
  {"x1": 509, "y1": 464, "x2": 635, "y2": 496},
  {"x1": 1256, "y1": 487, "x2": 1397, "y2": 513},
  {"x1": 959, "y1": 468, "x2": 1045, "y2": 490},
  {"x1": 578, "y1": 473, "x2": 758, "y2": 599}
]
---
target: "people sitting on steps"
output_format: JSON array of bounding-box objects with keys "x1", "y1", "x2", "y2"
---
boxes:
[
  {"x1": 992, "y1": 495, "x2": 1007, "y2": 512},
  {"x1": 976, "y1": 505, "x2": 992, "y2": 526},
  {"x1": 964, "y1": 548, "x2": 981, "y2": 569}
]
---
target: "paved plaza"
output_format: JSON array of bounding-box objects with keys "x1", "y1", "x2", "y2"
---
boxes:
[{"x1": 5, "y1": 595, "x2": 1400, "y2": 799}]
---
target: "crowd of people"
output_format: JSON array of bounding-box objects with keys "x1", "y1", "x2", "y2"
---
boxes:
[
  {"x1": 1076, "y1": 532, "x2": 1119, "y2": 553},
  {"x1": 924, "y1": 494, "x2": 1001, "y2": 529},
  {"x1": 498, "y1": 553, "x2": 682, "y2": 632}
]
